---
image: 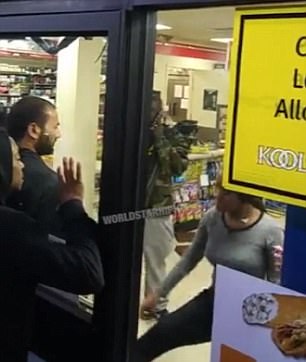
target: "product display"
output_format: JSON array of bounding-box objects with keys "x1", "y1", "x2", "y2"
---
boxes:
[
  {"x1": 172, "y1": 148, "x2": 224, "y2": 230},
  {"x1": 0, "y1": 65, "x2": 56, "y2": 108}
]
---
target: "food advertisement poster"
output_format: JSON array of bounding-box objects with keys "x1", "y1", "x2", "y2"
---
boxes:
[
  {"x1": 211, "y1": 266, "x2": 306, "y2": 362},
  {"x1": 222, "y1": 6, "x2": 306, "y2": 207}
]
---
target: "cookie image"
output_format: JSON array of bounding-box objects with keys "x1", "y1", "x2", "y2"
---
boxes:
[
  {"x1": 272, "y1": 319, "x2": 306, "y2": 358},
  {"x1": 242, "y1": 293, "x2": 278, "y2": 326},
  {"x1": 242, "y1": 293, "x2": 306, "y2": 328}
]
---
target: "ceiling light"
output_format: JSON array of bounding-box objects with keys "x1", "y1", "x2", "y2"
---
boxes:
[
  {"x1": 210, "y1": 38, "x2": 233, "y2": 44},
  {"x1": 156, "y1": 24, "x2": 172, "y2": 31}
]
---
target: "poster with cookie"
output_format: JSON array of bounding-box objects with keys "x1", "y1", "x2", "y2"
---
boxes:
[{"x1": 211, "y1": 266, "x2": 306, "y2": 362}]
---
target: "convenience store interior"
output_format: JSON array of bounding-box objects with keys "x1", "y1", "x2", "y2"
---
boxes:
[
  {"x1": 140, "y1": 5, "x2": 287, "y2": 362},
  {"x1": 0, "y1": 5, "x2": 288, "y2": 362}
]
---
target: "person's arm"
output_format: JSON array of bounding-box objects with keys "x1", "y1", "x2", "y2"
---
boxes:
[
  {"x1": 169, "y1": 132, "x2": 191, "y2": 176},
  {"x1": 157, "y1": 217, "x2": 208, "y2": 298},
  {"x1": 169, "y1": 148, "x2": 189, "y2": 176},
  {"x1": 11, "y1": 199, "x2": 103, "y2": 295},
  {"x1": 265, "y1": 225, "x2": 284, "y2": 284}
]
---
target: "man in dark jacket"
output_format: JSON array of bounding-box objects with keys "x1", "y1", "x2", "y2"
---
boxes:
[
  {"x1": 0, "y1": 129, "x2": 104, "y2": 362},
  {"x1": 6, "y1": 96, "x2": 61, "y2": 233}
]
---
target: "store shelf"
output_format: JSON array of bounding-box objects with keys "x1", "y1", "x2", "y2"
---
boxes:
[
  {"x1": 0, "y1": 71, "x2": 31, "y2": 76},
  {"x1": 174, "y1": 219, "x2": 200, "y2": 232},
  {"x1": 188, "y1": 149, "x2": 224, "y2": 161},
  {"x1": 172, "y1": 147, "x2": 223, "y2": 232},
  {"x1": 0, "y1": 93, "x2": 21, "y2": 97},
  {"x1": 0, "y1": 71, "x2": 55, "y2": 77},
  {"x1": 32, "y1": 83, "x2": 56, "y2": 88}
]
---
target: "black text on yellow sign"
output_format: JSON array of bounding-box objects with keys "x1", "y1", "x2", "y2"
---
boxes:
[
  {"x1": 223, "y1": 7, "x2": 306, "y2": 207},
  {"x1": 274, "y1": 36, "x2": 306, "y2": 120}
]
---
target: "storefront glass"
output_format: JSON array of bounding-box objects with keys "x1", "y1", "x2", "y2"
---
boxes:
[
  {"x1": 0, "y1": 35, "x2": 108, "y2": 321},
  {"x1": 136, "y1": 5, "x2": 289, "y2": 361}
]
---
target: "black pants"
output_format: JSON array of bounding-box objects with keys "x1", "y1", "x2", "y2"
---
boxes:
[{"x1": 135, "y1": 288, "x2": 214, "y2": 361}]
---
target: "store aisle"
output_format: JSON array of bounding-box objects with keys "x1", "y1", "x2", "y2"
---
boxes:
[{"x1": 138, "y1": 250, "x2": 213, "y2": 362}]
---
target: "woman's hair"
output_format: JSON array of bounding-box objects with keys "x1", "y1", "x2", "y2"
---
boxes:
[{"x1": 236, "y1": 192, "x2": 266, "y2": 212}]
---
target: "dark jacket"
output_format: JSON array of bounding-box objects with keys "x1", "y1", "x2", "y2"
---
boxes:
[
  {"x1": 146, "y1": 122, "x2": 191, "y2": 210},
  {"x1": 0, "y1": 130, "x2": 104, "y2": 362},
  {"x1": 7, "y1": 149, "x2": 60, "y2": 233},
  {"x1": 0, "y1": 201, "x2": 104, "y2": 362}
]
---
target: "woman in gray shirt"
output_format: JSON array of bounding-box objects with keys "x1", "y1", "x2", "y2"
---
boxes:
[{"x1": 136, "y1": 176, "x2": 284, "y2": 361}]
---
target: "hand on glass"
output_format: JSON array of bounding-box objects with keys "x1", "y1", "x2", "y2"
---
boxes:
[{"x1": 57, "y1": 157, "x2": 84, "y2": 204}]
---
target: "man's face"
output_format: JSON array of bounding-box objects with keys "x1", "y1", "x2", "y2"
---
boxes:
[
  {"x1": 35, "y1": 108, "x2": 61, "y2": 156},
  {"x1": 10, "y1": 138, "x2": 24, "y2": 190}
]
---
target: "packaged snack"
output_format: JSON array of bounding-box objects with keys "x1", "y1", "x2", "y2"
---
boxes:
[
  {"x1": 176, "y1": 205, "x2": 185, "y2": 223},
  {"x1": 181, "y1": 187, "x2": 190, "y2": 202},
  {"x1": 173, "y1": 190, "x2": 181, "y2": 203},
  {"x1": 194, "y1": 203, "x2": 202, "y2": 220},
  {"x1": 186, "y1": 204, "x2": 194, "y2": 221},
  {"x1": 188, "y1": 183, "x2": 199, "y2": 200}
]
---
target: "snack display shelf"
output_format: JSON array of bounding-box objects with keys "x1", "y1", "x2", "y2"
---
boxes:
[
  {"x1": 173, "y1": 149, "x2": 224, "y2": 233},
  {"x1": 0, "y1": 65, "x2": 57, "y2": 108}
]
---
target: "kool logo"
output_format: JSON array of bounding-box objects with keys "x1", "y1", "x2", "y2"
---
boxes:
[{"x1": 258, "y1": 146, "x2": 306, "y2": 172}]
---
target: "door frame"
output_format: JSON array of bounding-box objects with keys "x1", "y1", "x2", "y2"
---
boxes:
[
  {"x1": 0, "y1": 0, "x2": 126, "y2": 16},
  {"x1": 132, "y1": 0, "x2": 306, "y2": 8},
  {"x1": 1, "y1": 0, "x2": 303, "y2": 361},
  {"x1": 120, "y1": 1, "x2": 306, "y2": 361}
]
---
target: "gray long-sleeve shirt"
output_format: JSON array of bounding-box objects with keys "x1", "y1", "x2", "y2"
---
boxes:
[{"x1": 159, "y1": 207, "x2": 284, "y2": 298}]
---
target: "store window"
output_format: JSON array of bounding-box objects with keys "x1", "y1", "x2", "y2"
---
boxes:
[
  {"x1": 0, "y1": 35, "x2": 107, "y2": 318},
  {"x1": 136, "y1": 5, "x2": 287, "y2": 362}
]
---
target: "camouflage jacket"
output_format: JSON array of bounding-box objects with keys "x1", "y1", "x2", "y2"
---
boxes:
[{"x1": 146, "y1": 123, "x2": 192, "y2": 211}]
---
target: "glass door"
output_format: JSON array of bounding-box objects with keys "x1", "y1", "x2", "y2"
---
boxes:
[{"x1": 0, "y1": 10, "x2": 131, "y2": 362}]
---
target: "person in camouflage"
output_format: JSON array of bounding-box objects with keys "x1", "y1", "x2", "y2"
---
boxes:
[{"x1": 141, "y1": 91, "x2": 195, "y2": 320}]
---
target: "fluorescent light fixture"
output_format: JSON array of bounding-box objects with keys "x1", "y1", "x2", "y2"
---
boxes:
[
  {"x1": 210, "y1": 37, "x2": 233, "y2": 43},
  {"x1": 156, "y1": 24, "x2": 172, "y2": 30}
]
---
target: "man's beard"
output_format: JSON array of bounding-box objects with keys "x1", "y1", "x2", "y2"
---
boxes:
[{"x1": 35, "y1": 134, "x2": 55, "y2": 156}]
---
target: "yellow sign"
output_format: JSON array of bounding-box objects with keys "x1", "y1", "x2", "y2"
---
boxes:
[{"x1": 223, "y1": 6, "x2": 306, "y2": 207}]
